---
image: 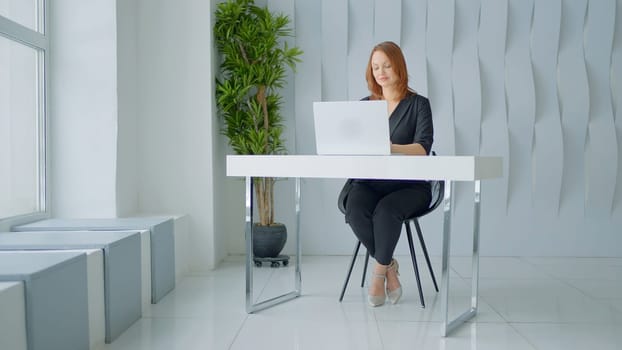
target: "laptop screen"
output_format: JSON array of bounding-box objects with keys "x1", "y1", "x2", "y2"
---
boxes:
[{"x1": 313, "y1": 100, "x2": 390, "y2": 155}]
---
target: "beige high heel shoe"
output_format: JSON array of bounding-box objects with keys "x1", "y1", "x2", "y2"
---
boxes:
[
  {"x1": 386, "y1": 259, "x2": 402, "y2": 304},
  {"x1": 368, "y1": 271, "x2": 387, "y2": 307}
]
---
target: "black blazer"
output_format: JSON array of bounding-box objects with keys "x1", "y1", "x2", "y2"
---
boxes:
[
  {"x1": 362, "y1": 93, "x2": 434, "y2": 155},
  {"x1": 338, "y1": 94, "x2": 434, "y2": 216}
]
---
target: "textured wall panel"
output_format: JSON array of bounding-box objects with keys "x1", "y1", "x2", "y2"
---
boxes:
[
  {"x1": 268, "y1": 0, "x2": 296, "y2": 153},
  {"x1": 478, "y1": 0, "x2": 509, "y2": 212},
  {"x1": 347, "y1": 0, "x2": 374, "y2": 100},
  {"x1": 269, "y1": 0, "x2": 299, "y2": 255},
  {"x1": 453, "y1": 0, "x2": 481, "y2": 157},
  {"x1": 584, "y1": 0, "x2": 618, "y2": 217},
  {"x1": 256, "y1": 0, "x2": 622, "y2": 258},
  {"x1": 292, "y1": 1, "x2": 350, "y2": 255},
  {"x1": 294, "y1": 1, "x2": 322, "y2": 155},
  {"x1": 506, "y1": 0, "x2": 536, "y2": 211},
  {"x1": 451, "y1": 0, "x2": 482, "y2": 252},
  {"x1": 557, "y1": 0, "x2": 589, "y2": 216},
  {"x1": 374, "y1": 0, "x2": 402, "y2": 44},
  {"x1": 321, "y1": 0, "x2": 348, "y2": 101},
  {"x1": 426, "y1": 0, "x2": 455, "y2": 156},
  {"x1": 531, "y1": 0, "x2": 564, "y2": 216},
  {"x1": 401, "y1": 0, "x2": 428, "y2": 96},
  {"x1": 612, "y1": 0, "x2": 622, "y2": 214}
]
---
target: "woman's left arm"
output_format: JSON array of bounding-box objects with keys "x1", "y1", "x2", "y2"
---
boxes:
[{"x1": 391, "y1": 96, "x2": 433, "y2": 155}]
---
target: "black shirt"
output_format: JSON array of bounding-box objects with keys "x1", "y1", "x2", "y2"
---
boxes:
[{"x1": 363, "y1": 93, "x2": 434, "y2": 155}]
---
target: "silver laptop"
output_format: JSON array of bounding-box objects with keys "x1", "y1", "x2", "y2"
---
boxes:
[{"x1": 313, "y1": 100, "x2": 390, "y2": 155}]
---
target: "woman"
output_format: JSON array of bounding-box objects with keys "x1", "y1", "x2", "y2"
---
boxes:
[{"x1": 344, "y1": 41, "x2": 433, "y2": 307}]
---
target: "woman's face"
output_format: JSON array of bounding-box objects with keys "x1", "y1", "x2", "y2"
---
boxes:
[{"x1": 371, "y1": 50, "x2": 396, "y2": 89}]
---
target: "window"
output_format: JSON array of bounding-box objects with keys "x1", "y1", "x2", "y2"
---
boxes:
[
  {"x1": 0, "y1": 0, "x2": 48, "y2": 226},
  {"x1": 0, "y1": 0, "x2": 39, "y2": 32}
]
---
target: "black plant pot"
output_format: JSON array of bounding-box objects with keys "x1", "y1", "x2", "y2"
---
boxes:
[{"x1": 253, "y1": 223, "x2": 287, "y2": 258}]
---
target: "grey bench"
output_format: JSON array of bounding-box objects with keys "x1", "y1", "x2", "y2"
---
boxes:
[
  {"x1": 0, "y1": 281, "x2": 27, "y2": 350},
  {"x1": 13, "y1": 217, "x2": 175, "y2": 303},
  {"x1": 0, "y1": 251, "x2": 89, "y2": 350},
  {"x1": 0, "y1": 231, "x2": 142, "y2": 343}
]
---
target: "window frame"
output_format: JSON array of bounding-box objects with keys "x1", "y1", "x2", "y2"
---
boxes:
[{"x1": 0, "y1": 0, "x2": 49, "y2": 230}]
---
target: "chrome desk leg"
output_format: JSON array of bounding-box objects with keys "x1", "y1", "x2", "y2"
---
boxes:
[
  {"x1": 440, "y1": 180, "x2": 482, "y2": 336},
  {"x1": 245, "y1": 176, "x2": 301, "y2": 313},
  {"x1": 471, "y1": 181, "x2": 481, "y2": 310},
  {"x1": 440, "y1": 180, "x2": 453, "y2": 335},
  {"x1": 245, "y1": 176, "x2": 254, "y2": 313},
  {"x1": 294, "y1": 177, "x2": 302, "y2": 293}
]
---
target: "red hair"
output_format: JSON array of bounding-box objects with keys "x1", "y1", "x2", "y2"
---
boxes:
[{"x1": 365, "y1": 41, "x2": 412, "y2": 100}]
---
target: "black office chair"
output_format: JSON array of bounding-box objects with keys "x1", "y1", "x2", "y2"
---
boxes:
[{"x1": 337, "y1": 177, "x2": 444, "y2": 308}]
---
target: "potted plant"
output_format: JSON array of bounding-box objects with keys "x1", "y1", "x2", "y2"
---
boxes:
[{"x1": 214, "y1": 0, "x2": 302, "y2": 263}]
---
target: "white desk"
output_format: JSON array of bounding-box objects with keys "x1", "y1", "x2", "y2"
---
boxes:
[{"x1": 227, "y1": 155, "x2": 503, "y2": 336}]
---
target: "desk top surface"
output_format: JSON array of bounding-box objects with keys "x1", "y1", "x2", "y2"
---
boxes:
[{"x1": 226, "y1": 155, "x2": 502, "y2": 181}]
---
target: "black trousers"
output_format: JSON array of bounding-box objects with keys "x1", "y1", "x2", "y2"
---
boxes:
[{"x1": 344, "y1": 180, "x2": 432, "y2": 265}]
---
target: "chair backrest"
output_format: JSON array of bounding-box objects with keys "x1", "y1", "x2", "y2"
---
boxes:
[
  {"x1": 411, "y1": 179, "x2": 444, "y2": 219},
  {"x1": 337, "y1": 179, "x2": 353, "y2": 215},
  {"x1": 409, "y1": 150, "x2": 444, "y2": 219}
]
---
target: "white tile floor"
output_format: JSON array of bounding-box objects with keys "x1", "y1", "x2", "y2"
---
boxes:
[{"x1": 99, "y1": 255, "x2": 622, "y2": 350}]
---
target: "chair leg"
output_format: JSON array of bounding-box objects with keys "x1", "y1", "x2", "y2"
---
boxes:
[
  {"x1": 405, "y1": 222, "x2": 425, "y2": 308},
  {"x1": 339, "y1": 241, "x2": 362, "y2": 302},
  {"x1": 361, "y1": 251, "x2": 370, "y2": 287},
  {"x1": 413, "y1": 219, "x2": 439, "y2": 292}
]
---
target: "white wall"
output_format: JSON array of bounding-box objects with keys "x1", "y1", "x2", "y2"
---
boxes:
[
  {"x1": 223, "y1": 0, "x2": 622, "y2": 257},
  {"x1": 49, "y1": 0, "x2": 118, "y2": 218},
  {"x1": 210, "y1": 0, "x2": 230, "y2": 268},
  {"x1": 115, "y1": 0, "x2": 139, "y2": 217},
  {"x1": 131, "y1": 0, "x2": 219, "y2": 270},
  {"x1": 50, "y1": 0, "x2": 221, "y2": 270}
]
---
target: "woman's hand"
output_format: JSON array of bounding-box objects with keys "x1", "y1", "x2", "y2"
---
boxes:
[{"x1": 390, "y1": 143, "x2": 428, "y2": 155}]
